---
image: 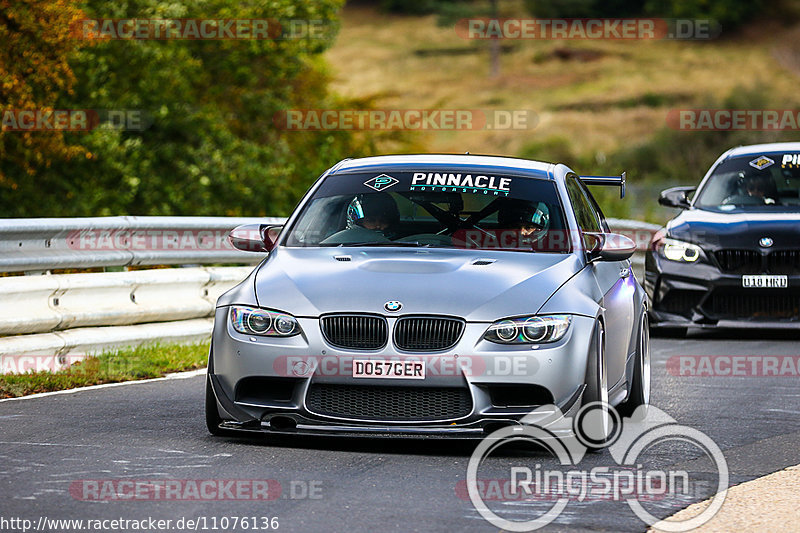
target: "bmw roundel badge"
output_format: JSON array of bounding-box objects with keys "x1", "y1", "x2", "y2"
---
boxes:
[{"x1": 384, "y1": 301, "x2": 402, "y2": 312}]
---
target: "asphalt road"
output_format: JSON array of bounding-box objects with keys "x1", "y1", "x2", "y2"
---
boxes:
[{"x1": 2, "y1": 331, "x2": 800, "y2": 533}]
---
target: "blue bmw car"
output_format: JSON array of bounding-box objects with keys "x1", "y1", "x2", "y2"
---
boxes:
[{"x1": 647, "y1": 142, "x2": 800, "y2": 333}]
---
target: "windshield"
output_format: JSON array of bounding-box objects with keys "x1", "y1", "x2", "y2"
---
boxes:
[
  {"x1": 695, "y1": 152, "x2": 800, "y2": 211},
  {"x1": 284, "y1": 171, "x2": 570, "y2": 252}
]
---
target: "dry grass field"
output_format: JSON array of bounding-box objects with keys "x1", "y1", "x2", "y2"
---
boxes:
[{"x1": 326, "y1": 3, "x2": 799, "y2": 159}]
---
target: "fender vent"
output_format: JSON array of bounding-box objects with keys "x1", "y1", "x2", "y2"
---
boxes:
[{"x1": 334, "y1": 255, "x2": 352, "y2": 262}]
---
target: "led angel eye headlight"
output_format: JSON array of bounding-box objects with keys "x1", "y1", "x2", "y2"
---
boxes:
[
  {"x1": 661, "y1": 238, "x2": 701, "y2": 262},
  {"x1": 247, "y1": 313, "x2": 272, "y2": 334},
  {"x1": 274, "y1": 315, "x2": 298, "y2": 335},
  {"x1": 494, "y1": 320, "x2": 518, "y2": 342},
  {"x1": 485, "y1": 315, "x2": 571, "y2": 344},
  {"x1": 230, "y1": 306, "x2": 301, "y2": 337},
  {"x1": 522, "y1": 317, "x2": 547, "y2": 342}
]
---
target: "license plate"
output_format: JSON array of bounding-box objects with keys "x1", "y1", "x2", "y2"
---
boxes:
[
  {"x1": 742, "y1": 275, "x2": 788, "y2": 288},
  {"x1": 352, "y1": 359, "x2": 425, "y2": 379}
]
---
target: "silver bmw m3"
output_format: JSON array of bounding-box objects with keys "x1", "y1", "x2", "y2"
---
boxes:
[{"x1": 206, "y1": 154, "x2": 649, "y2": 440}]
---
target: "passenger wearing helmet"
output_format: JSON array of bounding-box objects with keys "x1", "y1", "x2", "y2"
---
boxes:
[
  {"x1": 496, "y1": 198, "x2": 550, "y2": 246},
  {"x1": 321, "y1": 193, "x2": 400, "y2": 244}
]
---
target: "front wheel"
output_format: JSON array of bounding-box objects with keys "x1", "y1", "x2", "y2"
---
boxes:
[
  {"x1": 619, "y1": 313, "x2": 651, "y2": 417},
  {"x1": 577, "y1": 320, "x2": 612, "y2": 450}
]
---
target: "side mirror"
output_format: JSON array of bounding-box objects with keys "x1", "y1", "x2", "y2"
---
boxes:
[
  {"x1": 228, "y1": 224, "x2": 282, "y2": 253},
  {"x1": 658, "y1": 186, "x2": 696, "y2": 209},
  {"x1": 585, "y1": 233, "x2": 637, "y2": 262}
]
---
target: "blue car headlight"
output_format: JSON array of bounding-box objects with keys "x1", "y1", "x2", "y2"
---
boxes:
[
  {"x1": 229, "y1": 306, "x2": 301, "y2": 337},
  {"x1": 484, "y1": 315, "x2": 571, "y2": 344},
  {"x1": 659, "y1": 238, "x2": 701, "y2": 263}
]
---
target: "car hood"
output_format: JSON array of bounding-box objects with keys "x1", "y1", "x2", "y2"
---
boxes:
[
  {"x1": 668, "y1": 208, "x2": 800, "y2": 251},
  {"x1": 253, "y1": 247, "x2": 581, "y2": 321}
]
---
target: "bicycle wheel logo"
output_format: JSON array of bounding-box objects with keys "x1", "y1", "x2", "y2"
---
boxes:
[{"x1": 465, "y1": 403, "x2": 728, "y2": 532}]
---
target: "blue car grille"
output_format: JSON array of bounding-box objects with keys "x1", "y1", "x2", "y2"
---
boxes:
[
  {"x1": 714, "y1": 249, "x2": 762, "y2": 274},
  {"x1": 768, "y1": 250, "x2": 800, "y2": 275},
  {"x1": 714, "y1": 249, "x2": 800, "y2": 275}
]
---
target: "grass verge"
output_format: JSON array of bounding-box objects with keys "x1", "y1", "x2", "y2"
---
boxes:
[{"x1": 0, "y1": 342, "x2": 210, "y2": 399}]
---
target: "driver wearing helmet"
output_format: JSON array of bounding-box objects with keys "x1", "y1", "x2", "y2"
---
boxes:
[
  {"x1": 723, "y1": 172, "x2": 779, "y2": 205},
  {"x1": 321, "y1": 193, "x2": 400, "y2": 244}
]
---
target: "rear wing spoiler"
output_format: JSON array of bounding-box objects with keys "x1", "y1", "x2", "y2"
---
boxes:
[{"x1": 579, "y1": 172, "x2": 626, "y2": 199}]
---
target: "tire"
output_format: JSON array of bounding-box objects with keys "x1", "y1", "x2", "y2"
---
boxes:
[
  {"x1": 619, "y1": 313, "x2": 651, "y2": 417},
  {"x1": 577, "y1": 320, "x2": 611, "y2": 451}
]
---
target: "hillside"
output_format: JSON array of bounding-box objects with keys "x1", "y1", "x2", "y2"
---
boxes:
[{"x1": 325, "y1": 4, "x2": 800, "y2": 221}]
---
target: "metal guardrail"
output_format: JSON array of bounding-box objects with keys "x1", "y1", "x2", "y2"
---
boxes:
[
  {"x1": 0, "y1": 266, "x2": 253, "y2": 336},
  {"x1": 0, "y1": 216, "x2": 660, "y2": 371},
  {"x1": 0, "y1": 216, "x2": 286, "y2": 273}
]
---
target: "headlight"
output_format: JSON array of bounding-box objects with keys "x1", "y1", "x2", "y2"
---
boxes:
[
  {"x1": 484, "y1": 315, "x2": 571, "y2": 344},
  {"x1": 660, "y1": 238, "x2": 701, "y2": 262},
  {"x1": 229, "y1": 306, "x2": 300, "y2": 337}
]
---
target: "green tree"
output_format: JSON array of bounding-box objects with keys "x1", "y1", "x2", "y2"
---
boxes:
[
  {"x1": 0, "y1": 0, "x2": 88, "y2": 187},
  {"x1": 1, "y1": 0, "x2": 378, "y2": 217}
]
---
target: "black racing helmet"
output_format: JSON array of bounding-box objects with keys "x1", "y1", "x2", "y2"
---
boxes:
[
  {"x1": 346, "y1": 193, "x2": 400, "y2": 228},
  {"x1": 497, "y1": 198, "x2": 550, "y2": 230}
]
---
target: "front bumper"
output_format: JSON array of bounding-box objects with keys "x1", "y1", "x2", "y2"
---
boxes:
[
  {"x1": 208, "y1": 307, "x2": 597, "y2": 437},
  {"x1": 645, "y1": 251, "x2": 800, "y2": 327}
]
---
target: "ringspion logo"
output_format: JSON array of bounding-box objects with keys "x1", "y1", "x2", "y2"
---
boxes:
[{"x1": 466, "y1": 404, "x2": 728, "y2": 531}]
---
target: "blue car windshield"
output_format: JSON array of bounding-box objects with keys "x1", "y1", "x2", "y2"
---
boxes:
[
  {"x1": 695, "y1": 153, "x2": 800, "y2": 211},
  {"x1": 284, "y1": 171, "x2": 571, "y2": 252}
]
